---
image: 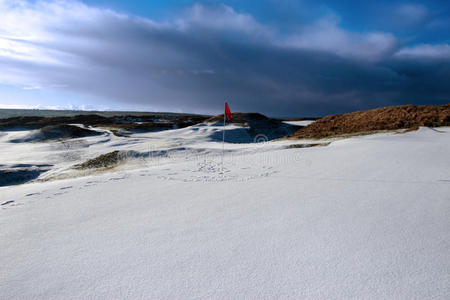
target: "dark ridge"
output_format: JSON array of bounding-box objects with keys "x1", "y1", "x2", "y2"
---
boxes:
[
  {"x1": 0, "y1": 168, "x2": 50, "y2": 187},
  {"x1": 0, "y1": 114, "x2": 109, "y2": 129},
  {"x1": 206, "y1": 113, "x2": 269, "y2": 123},
  {"x1": 0, "y1": 113, "x2": 210, "y2": 132},
  {"x1": 206, "y1": 112, "x2": 301, "y2": 142},
  {"x1": 0, "y1": 108, "x2": 211, "y2": 119}
]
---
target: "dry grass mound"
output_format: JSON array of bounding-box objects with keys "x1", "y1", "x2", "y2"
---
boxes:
[
  {"x1": 291, "y1": 104, "x2": 450, "y2": 139},
  {"x1": 74, "y1": 151, "x2": 126, "y2": 169}
]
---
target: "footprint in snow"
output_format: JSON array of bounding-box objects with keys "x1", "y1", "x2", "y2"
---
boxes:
[
  {"x1": 26, "y1": 193, "x2": 40, "y2": 197},
  {"x1": 60, "y1": 186, "x2": 73, "y2": 190},
  {"x1": 1, "y1": 200, "x2": 14, "y2": 206},
  {"x1": 109, "y1": 177, "x2": 125, "y2": 181},
  {"x1": 84, "y1": 180, "x2": 100, "y2": 187},
  {"x1": 53, "y1": 191, "x2": 68, "y2": 196}
]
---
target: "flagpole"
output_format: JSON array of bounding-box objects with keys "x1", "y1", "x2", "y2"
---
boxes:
[{"x1": 222, "y1": 103, "x2": 225, "y2": 172}]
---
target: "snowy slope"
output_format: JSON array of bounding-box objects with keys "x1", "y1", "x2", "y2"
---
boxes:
[
  {"x1": 1, "y1": 126, "x2": 450, "y2": 299},
  {"x1": 283, "y1": 120, "x2": 316, "y2": 126}
]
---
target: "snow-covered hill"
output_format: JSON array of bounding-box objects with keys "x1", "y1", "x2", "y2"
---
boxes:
[{"x1": 1, "y1": 124, "x2": 449, "y2": 299}]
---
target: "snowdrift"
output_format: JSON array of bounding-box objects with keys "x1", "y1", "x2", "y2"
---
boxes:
[{"x1": 10, "y1": 125, "x2": 102, "y2": 143}]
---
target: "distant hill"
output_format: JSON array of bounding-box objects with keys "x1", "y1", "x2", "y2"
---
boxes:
[
  {"x1": 0, "y1": 113, "x2": 209, "y2": 134},
  {"x1": 206, "y1": 112, "x2": 301, "y2": 142},
  {"x1": 0, "y1": 108, "x2": 210, "y2": 119},
  {"x1": 290, "y1": 104, "x2": 450, "y2": 139},
  {"x1": 206, "y1": 112, "x2": 270, "y2": 123}
]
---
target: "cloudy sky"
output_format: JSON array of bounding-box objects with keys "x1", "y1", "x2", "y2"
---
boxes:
[{"x1": 0, "y1": 0, "x2": 449, "y2": 117}]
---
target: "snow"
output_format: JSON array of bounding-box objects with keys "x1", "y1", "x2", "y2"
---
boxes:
[
  {"x1": 1, "y1": 125, "x2": 450, "y2": 299},
  {"x1": 283, "y1": 120, "x2": 316, "y2": 126}
]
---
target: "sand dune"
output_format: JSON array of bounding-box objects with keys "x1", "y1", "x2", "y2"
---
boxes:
[{"x1": 291, "y1": 104, "x2": 450, "y2": 139}]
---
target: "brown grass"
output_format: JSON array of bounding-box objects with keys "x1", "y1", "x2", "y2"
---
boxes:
[
  {"x1": 290, "y1": 104, "x2": 450, "y2": 139},
  {"x1": 74, "y1": 151, "x2": 125, "y2": 169}
]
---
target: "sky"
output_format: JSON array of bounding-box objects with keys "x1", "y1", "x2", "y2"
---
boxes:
[{"x1": 0, "y1": 0, "x2": 449, "y2": 117}]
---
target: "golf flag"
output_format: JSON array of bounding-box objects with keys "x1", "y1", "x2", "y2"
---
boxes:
[{"x1": 225, "y1": 102, "x2": 233, "y2": 121}]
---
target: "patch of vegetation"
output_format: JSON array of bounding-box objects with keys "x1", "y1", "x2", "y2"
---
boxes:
[
  {"x1": 287, "y1": 142, "x2": 331, "y2": 148},
  {"x1": 74, "y1": 151, "x2": 126, "y2": 170},
  {"x1": 290, "y1": 104, "x2": 450, "y2": 139}
]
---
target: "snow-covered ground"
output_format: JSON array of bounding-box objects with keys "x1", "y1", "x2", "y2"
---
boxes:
[
  {"x1": 283, "y1": 120, "x2": 316, "y2": 126},
  {"x1": 1, "y1": 124, "x2": 450, "y2": 299}
]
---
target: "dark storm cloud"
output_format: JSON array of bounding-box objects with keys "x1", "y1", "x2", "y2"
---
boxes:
[{"x1": 0, "y1": 1, "x2": 449, "y2": 117}]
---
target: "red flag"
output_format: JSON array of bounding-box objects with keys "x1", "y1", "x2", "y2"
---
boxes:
[{"x1": 225, "y1": 102, "x2": 233, "y2": 121}]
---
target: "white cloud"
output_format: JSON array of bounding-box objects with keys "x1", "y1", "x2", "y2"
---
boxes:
[
  {"x1": 0, "y1": 102, "x2": 111, "y2": 111},
  {"x1": 284, "y1": 14, "x2": 398, "y2": 61},
  {"x1": 179, "y1": 3, "x2": 271, "y2": 37},
  {"x1": 394, "y1": 44, "x2": 450, "y2": 59},
  {"x1": 0, "y1": 103, "x2": 41, "y2": 109}
]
